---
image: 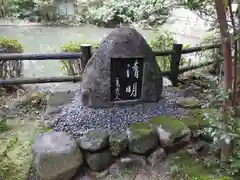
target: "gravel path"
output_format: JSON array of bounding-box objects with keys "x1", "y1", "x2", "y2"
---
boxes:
[{"x1": 53, "y1": 86, "x2": 187, "y2": 138}]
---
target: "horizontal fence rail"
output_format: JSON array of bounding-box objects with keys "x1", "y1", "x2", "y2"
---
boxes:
[
  {"x1": 0, "y1": 43, "x2": 222, "y2": 85},
  {"x1": 0, "y1": 76, "x2": 82, "y2": 85},
  {"x1": 0, "y1": 52, "x2": 82, "y2": 60},
  {"x1": 154, "y1": 43, "x2": 221, "y2": 56},
  {"x1": 0, "y1": 44, "x2": 222, "y2": 61}
]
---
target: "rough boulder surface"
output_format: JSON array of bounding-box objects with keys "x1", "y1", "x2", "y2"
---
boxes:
[
  {"x1": 150, "y1": 115, "x2": 191, "y2": 149},
  {"x1": 85, "y1": 150, "x2": 113, "y2": 172},
  {"x1": 53, "y1": 27, "x2": 187, "y2": 137},
  {"x1": 80, "y1": 26, "x2": 163, "y2": 108},
  {"x1": 76, "y1": 130, "x2": 109, "y2": 151},
  {"x1": 109, "y1": 131, "x2": 129, "y2": 156},
  {"x1": 127, "y1": 122, "x2": 159, "y2": 154},
  {"x1": 32, "y1": 132, "x2": 83, "y2": 180}
]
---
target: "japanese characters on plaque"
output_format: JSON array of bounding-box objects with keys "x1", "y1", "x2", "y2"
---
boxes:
[{"x1": 110, "y1": 57, "x2": 144, "y2": 102}]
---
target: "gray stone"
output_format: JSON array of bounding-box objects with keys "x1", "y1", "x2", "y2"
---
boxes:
[
  {"x1": 0, "y1": 107, "x2": 8, "y2": 118},
  {"x1": 43, "y1": 89, "x2": 77, "y2": 128},
  {"x1": 76, "y1": 130, "x2": 109, "y2": 152},
  {"x1": 46, "y1": 91, "x2": 74, "y2": 109},
  {"x1": 147, "y1": 148, "x2": 166, "y2": 166},
  {"x1": 109, "y1": 131, "x2": 128, "y2": 156},
  {"x1": 44, "y1": 90, "x2": 74, "y2": 117},
  {"x1": 32, "y1": 131, "x2": 83, "y2": 180},
  {"x1": 80, "y1": 26, "x2": 163, "y2": 108},
  {"x1": 119, "y1": 154, "x2": 147, "y2": 169},
  {"x1": 150, "y1": 115, "x2": 191, "y2": 148},
  {"x1": 127, "y1": 122, "x2": 159, "y2": 155},
  {"x1": 183, "y1": 85, "x2": 202, "y2": 97},
  {"x1": 85, "y1": 149, "x2": 113, "y2": 172}
]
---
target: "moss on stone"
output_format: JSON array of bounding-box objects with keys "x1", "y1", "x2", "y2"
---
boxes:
[
  {"x1": 150, "y1": 115, "x2": 187, "y2": 133},
  {"x1": 181, "y1": 116, "x2": 200, "y2": 129},
  {"x1": 128, "y1": 122, "x2": 158, "y2": 154},
  {"x1": 109, "y1": 132, "x2": 128, "y2": 156},
  {"x1": 177, "y1": 97, "x2": 201, "y2": 108},
  {"x1": 77, "y1": 130, "x2": 109, "y2": 151},
  {"x1": 129, "y1": 122, "x2": 153, "y2": 135}
]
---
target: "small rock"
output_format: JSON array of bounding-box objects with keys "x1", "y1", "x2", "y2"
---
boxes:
[
  {"x1": 0, "y1": 107, "x2": 8, "y2": 118},
  {"x1": 32, "y1": 132, "x2": 83, "y2": 180},
  {"x1": 127, "y1": 122, "x2": 159, "y2": 155},
  {"x1": 44, "y1": 90, "x2": 74, "y2": 126},
  {"x1": 76, "y1": 130, "x2": 109, "y2": 152},
  {"x1": 176, "y1": 97, "x2": 201, "y2": 108},
  {"x1": 191, "y1": 129, "x2": 199, "y2": 139},
  {"x1": 194, "y1": 140, "x2": 209, "y2": 152},
  {"x1": 147, "y1": 148, "x2": 166, "y2": 166},
  {"x1": 163, "y1": 77, "x2": 172, "y2": 86},
  {"x1": 150, "y1": 115, "x2": 191, "y2": 149},
  {"x1": 46, "y1": 90, "x2": 74, "y2": 109},
  {"x1": 85, "y1": 149, "x2": 113, "y2": 172},
  {"x1": 42, "y1": 119, "x2": 54, "y2": 129},
  {"x1": 109, "y1": 131, "x2": 128, "y2": 156},
  {"x1": 186, "y1": 141, "x2": 211, "y2": 156},
  {"x1": 120, "y1": 154, "x2": 147, "y2": 169},
  {"x1": 187, "y1": 148, "x2": 197, "y2": 155},
  {"x1": 183, "y1": 85, "x2": 202, "y2": 97},
  {"x1": 95, "y1": 169, "x2": 110, "y2": 179}
]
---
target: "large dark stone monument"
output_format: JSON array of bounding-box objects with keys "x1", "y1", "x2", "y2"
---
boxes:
[{"x1": 81, "y1": 26, "x2": 163, "y2": 108}]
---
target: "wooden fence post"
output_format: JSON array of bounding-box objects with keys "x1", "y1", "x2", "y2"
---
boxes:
[
  {"x1": 170, "y1": 43, "x2": 183, "y2": 86},
  {"x1": 80, "y1": 44, "x2": 92, "y2": 73}
]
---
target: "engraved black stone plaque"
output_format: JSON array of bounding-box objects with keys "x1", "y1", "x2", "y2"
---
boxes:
[{"x1": 110, "y1": 57, "x2": 144, "y2": 102}]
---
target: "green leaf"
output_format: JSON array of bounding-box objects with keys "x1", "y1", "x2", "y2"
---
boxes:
[{"x1": 230, "y1": 159, "x2": 240, "y2": 168}]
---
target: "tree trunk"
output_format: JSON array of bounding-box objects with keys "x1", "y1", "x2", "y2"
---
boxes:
[{"x1": 214, "y1": 0, "x2": 233, "y2": 162}]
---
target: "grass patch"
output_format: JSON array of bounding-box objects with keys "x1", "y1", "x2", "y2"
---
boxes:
[
  {"x1": 0, "y1": 116, "x2": 49, "y2": 180},
  {"x1": 168, "y1": 151, "x2": 232, "y2": 180},
  {"x1": 0, "y1": 119, "x2": 9, "y2": 133}
]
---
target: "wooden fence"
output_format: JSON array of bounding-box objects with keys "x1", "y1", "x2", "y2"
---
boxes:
[{"x1": 0, "y1": 43, "x2": 222, "y2": 86}]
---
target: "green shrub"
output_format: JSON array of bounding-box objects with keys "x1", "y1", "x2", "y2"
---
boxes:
[
  {"x1": 76, "y1": 0, "x2": 171, "y2": 27},
  {"x1": 4, "y1": 0, "x2": 36, "y2": 20},
  {"x1": 0, "y1": 37, "x2": 24, "y2": 80},
  {"x1": 150, "y1": 31, "x2": 188, "y2": 71},
  {"x1": 60, "y1": 40, "x2": 99, "y2": 75},
  {"x1": 0, "y1": 37, "x2": 23, "y2": 52}
]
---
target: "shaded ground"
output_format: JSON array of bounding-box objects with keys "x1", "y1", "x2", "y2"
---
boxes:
[
  {"x1": 73, "y1": 149, "x2": 223, "y2": 180},
  {"x1": 0, "y1": 115, "x2": 45, "y2": 180}
]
